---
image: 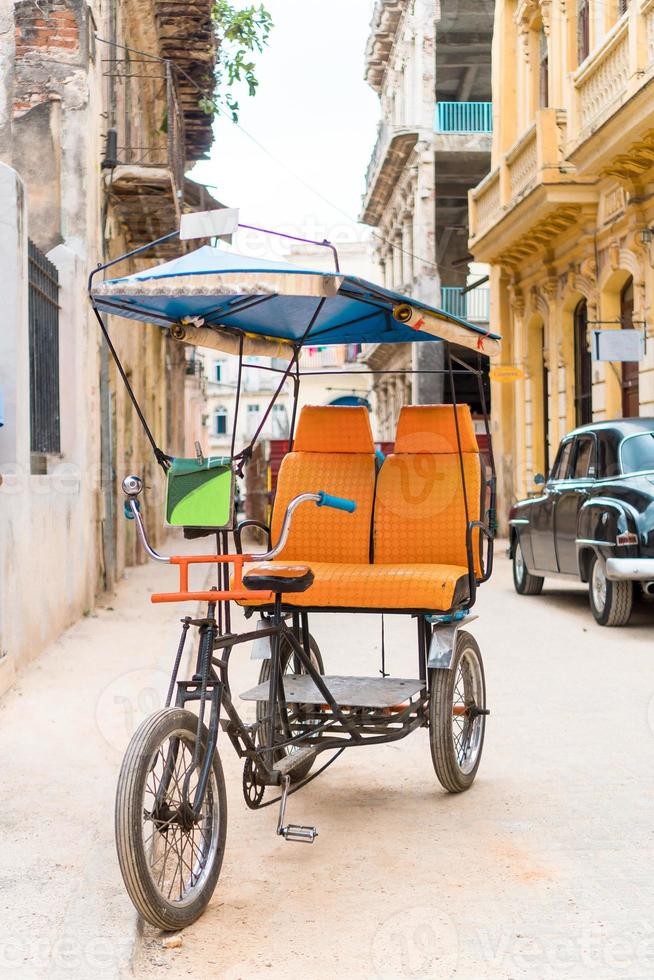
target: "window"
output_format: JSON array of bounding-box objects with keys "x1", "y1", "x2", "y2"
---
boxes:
[
  {"x1": 28, "y1": 240, "x2": 60, "y2": 456},
  {"x1": 574, "y1": 299, "x2": 592, "y2": 426},
  {"x1": 539, "y1": 29, "x2": 549, "y2": 108},
  {"x1": 246, "y1": 403, "x2": 261, "y2": 436},
  {"x1": 551, "y1": 440, "x2": 573, "y2": 481},
  {"x1": 271, "y1": 402, "x2": 289, "y2": 438},
  {"x1": 214, "y1": 360, "x2": 225, "y2": 384},
  {"x1": 577, "y1": 0, "x2": 590, "y2": 63},
  {"x1": 214, "y1": 407, "x2": 228, "y2": 436},
  {"x1": 620, "y1": 277, "x2": 639, "y2": 417},
  {"x1": 571, "y1": 435, "x2": 596, "y2": 479},
  {"x1": 620, "y1": 432, "x2": 654, "y2": 474}
]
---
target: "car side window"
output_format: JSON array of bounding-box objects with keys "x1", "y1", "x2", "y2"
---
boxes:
[
  {"x1": 550, "y1": 440, "x2": 573, "y2": 481},
  {"x1": 571, "y1": 436, "x2": 596, "y2": 480}
]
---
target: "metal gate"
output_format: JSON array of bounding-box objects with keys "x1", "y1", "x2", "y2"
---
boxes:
[{"x1": 28, "y1": 240, "x2": 60, "y2": 455}]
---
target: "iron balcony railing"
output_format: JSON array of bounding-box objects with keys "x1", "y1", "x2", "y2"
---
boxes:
[
  {"x1": 102, "y1": 56, "x2": 186, "y2": 215},
  {"x1": 435, "y1": 102, "x2": 493, "y2": 134},
  {"x1": 441, "y1": 286, "x2": 490, "y2": 323}
]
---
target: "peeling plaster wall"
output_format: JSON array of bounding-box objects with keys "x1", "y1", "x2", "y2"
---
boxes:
[{"x1": 0, "y1": 166, "x2": 98, "y2": 697}]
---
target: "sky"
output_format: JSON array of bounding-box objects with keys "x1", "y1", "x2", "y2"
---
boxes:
[{"x1": 191, "y1": 0, "x2": 380, "y2": 258}]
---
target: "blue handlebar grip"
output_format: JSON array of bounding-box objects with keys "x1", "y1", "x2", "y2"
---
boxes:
[{"x1": 317, "y1": 491, "x2": 357, "y2": 513}]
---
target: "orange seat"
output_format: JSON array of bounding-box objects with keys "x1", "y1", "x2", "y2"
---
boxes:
[
  {"x1": 266, "y1": 405, "x2": 377, "y2": 563},
  {"x1": 240, "y1": 404, "x2": 482, "y2": 614},
  {"x1": 242, "y1": 560, "x2": 470, "y2": 610},
  {"x1": 374, "y1": 405, "x2": 483, "y2": 577}
]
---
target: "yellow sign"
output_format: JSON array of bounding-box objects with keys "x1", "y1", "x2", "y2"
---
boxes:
[{"x1": 490, "y1": 365, "x2": 524, "y2": 382}]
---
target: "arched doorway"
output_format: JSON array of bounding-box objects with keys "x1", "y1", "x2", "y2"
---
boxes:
[
  {"x1": 573, "y1": 299, "x2": 592, "y2": 426},
  {"x1": 620, "y1": 277, "x2": 639, "y2": 417}
]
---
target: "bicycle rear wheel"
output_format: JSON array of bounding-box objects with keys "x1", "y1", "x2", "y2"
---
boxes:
[{"x1": 115, "y1": 707, "x2": 227, "y2": 931}]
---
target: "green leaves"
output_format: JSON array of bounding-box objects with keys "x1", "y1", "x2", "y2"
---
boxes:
[{"x1": 210, "y1": 2, "x2": 273, "y2": 121}]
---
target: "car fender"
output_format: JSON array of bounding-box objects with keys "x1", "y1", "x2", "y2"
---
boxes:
[
  {"x1": 508, "y1": 505, "x2": 536, "y2": 567},
  {"x1": 576, "y1": 497, "x2": 640, "y2": 581}
]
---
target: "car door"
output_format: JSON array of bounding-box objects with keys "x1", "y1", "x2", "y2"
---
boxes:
[
  {"x1": 554, "y1": 434, "x2": 597, "y2": 574},
  {"x1": 530, "y1": 439, "x2": 574, "y2": 572}
]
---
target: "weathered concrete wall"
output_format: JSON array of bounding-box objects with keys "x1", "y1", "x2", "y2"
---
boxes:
[{"x1": 0, "y1": 166, "x2": 98, "y2": 697}]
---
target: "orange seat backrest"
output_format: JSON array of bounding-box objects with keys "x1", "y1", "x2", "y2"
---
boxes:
[
  {"x1": 271, "y1": 406, "x2": 376, "y2": 563},
  {"x1": 374, "y1": 405, "x2": 482, "y2": 573}
]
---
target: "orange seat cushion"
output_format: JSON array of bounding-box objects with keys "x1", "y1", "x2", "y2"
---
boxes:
[
  {"x1": 239, "y1": 561, "x2": 469, "y2": 611},
  {"x1": 373, "y1": 453, "x2": 482, "y2": 573},
  {"x1": 271, "y1": 453, "x2": 376, "y2": 563},
  {"x1": 270, "y1": 405, "x2": 376, "y2": 564},
  {"x1": 292, "y1": 405, "x2": 375, "y2": 453},
  {"x1": 373, "y1": 404, "x2": 482, "y2": 577},
  {"x1": 395, "y1": 404, "x2": 479, "y2": 454}
]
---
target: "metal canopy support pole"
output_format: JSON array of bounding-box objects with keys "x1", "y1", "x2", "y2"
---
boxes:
[
  {"x1": 288, "y1": 360, "x2": 301, "y2": 452},
  {"x1": 447, "y1": 345, "x2": 475, "y2": 605},
  {"x1": 231, "y1": 334, "x2": 244, "y2": 461},
  {"x1": 234, "y1": 298, "x2": 326, "y2": 471},
  {"x1": 90, "y1": 304, "x2": 171, "y2": 471}
]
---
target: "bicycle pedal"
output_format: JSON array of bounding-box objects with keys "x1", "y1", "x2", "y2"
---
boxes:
[
  {"x1": 280, "y1": 824, "x2": 318, "y2": 843},
  {"x1": 272, "y1": 746, "x2": 316, "y2": 776}
]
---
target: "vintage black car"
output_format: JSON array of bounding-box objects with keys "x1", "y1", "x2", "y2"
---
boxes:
[{"x1": 508, "y1": 418, "x2": 654, "y2": 626}]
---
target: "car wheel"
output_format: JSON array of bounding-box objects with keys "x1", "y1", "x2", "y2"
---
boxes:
[
  {"x1": 512, "y1": 538, "x2": 544, "y2": 596},
  {"x1": 588, "y1": 554, "x2": 633, "y2": 626}
]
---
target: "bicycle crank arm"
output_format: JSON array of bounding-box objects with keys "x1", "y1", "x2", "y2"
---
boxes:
[{"x1": 276, "y1": 774, "x2": 318, "y2": 844}]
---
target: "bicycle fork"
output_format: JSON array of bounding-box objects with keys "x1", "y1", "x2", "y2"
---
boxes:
[{"x1": 154, "y1": 603, "x2": 223, "y2": 824}]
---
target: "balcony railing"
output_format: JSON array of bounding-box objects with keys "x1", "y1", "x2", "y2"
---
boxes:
[
  {"x1": 102, "y1": 56, "x2": 186, "y2": 215},
  {"x1": 469, "y1": 108, "x2": 564, "y2": 242},
  {"x1": 573, "y1": 17, "x2": 629, "y2": 133},
  {"x1": 435, "y1": 102, "x2": 492, "y2": 134},
  {"x1": 440, "y1": 286, "x2": 490, "y2": 323}
]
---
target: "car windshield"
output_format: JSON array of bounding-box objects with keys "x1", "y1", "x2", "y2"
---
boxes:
[{"x1": 620, "y1": 431, "x2": 654, "y2": 474}]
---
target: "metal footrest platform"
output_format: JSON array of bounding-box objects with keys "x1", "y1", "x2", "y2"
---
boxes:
[
  {"x1": 240, "y1": 675, "x2": 423, "y2": 709},
  {"x1": 273, "y1": 746, "x2": 317, "y2": 776}
]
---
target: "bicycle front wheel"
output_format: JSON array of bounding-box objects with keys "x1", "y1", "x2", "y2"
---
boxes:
[{"x1": 115, "y1": 708, "x2": 227, "y2": 931}]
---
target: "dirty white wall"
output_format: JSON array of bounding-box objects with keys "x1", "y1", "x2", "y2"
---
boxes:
[{"x1": 0, "y1": 165, "x2": 99, "y2": 696}]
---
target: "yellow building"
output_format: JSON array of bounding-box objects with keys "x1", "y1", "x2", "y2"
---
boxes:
[{"x1": 469, "y1": 0, "x2": 654, "y2": 525}]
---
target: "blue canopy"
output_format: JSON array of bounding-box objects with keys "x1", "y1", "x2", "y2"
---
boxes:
[{"x1": 91, "y1": 245, "x2": 501, "y2": 358}]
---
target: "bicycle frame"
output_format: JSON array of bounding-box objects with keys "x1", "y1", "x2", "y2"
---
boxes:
[
  {"x1": 123, "y1": 475, "x2": 484, "y2": 820},
  {"x1": 163, "y1": 594, "x2": 434, "y2": 820}
]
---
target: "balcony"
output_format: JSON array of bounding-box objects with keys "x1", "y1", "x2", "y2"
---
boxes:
[
  {"x1": 361, "y1": 121, "x2": 419, "y2": 225},
  {"x1": 572, "y1": 15, "x2": 630, "y2": 144},
  {"x1": 298, "y1": 345, "x2": 363, "y2": 371},
  {"x1": 435, "y1": 102, "x2": 492, "y2": 134},
  {"x1": 469, "y1": 108, "x2": 586, "y2": 256},
  {"x1": 364, "y1": 0, "x2": 405, "y2": 93},
  {"x1": 441, "y1": 286, "x2": 490, "y2": 323},
  {"x1": 469, "y1": 3, "x2": 654, "y2": 260},
  {"x1": 102, "y1": 55, "x2": 221, "y2": 256}
]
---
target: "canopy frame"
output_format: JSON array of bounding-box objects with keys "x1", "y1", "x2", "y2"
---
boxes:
[{"x1": 87, "y1": 220, "x2": 498, "y2": 566}]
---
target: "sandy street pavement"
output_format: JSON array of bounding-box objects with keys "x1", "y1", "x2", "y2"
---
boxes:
[{"x1": 3, "y1": 545, "x2": 654, "y2": 979}]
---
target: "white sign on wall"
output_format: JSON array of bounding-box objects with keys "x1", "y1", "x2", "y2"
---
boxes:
[{"x1": 591, "y1": 329, "x2": 644, "y2": 363}]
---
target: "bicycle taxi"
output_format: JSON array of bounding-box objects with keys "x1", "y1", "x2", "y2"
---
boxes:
[{"x1": 89, "y1": 212, "x2": 500, "y2": 930}]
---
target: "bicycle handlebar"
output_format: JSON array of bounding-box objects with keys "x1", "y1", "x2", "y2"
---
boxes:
[
  {"x1": 316, "y1": 491, "x2": 357, "y2": 513},
  {"x1": 121, "y1": 476, "x2": 357, "y2": 565}
]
